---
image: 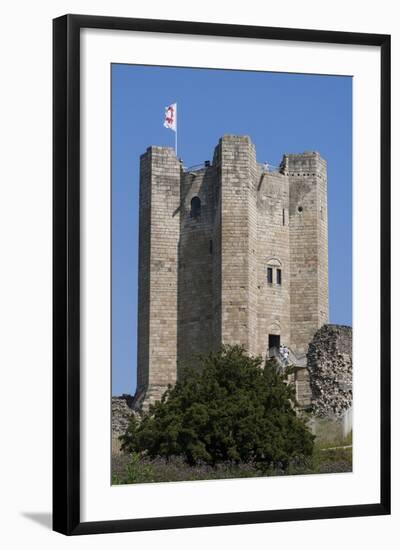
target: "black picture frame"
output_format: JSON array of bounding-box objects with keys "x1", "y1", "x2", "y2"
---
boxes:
[{"x1": 53, "y1": 14, "x2": 391, "y2": 535}]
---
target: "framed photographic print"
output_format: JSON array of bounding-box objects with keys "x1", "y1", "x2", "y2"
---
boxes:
[{"x1": 53, "y1": 14, "x2": 391, "y2": 535}]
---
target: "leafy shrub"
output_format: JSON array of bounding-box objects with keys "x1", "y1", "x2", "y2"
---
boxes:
[{"x1": 120, "y1": 345, "x2": 314, "y2": 470}]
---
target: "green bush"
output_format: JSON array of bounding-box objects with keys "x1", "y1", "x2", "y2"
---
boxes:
[{"x1": 120, "y1": 345, "x2": 314, "y2": 470}]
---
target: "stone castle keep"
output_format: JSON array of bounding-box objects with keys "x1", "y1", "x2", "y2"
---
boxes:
[{"x1": 134, "y1": 135, "x2": 329, "y2": 409}]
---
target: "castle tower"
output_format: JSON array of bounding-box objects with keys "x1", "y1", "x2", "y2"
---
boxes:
[
  {"x1": 256, "y1": 166, "x2": 291, "y2": 360},
  {"x1": 285, "y1": 152, "x2": 329, "y2": 354},
  {"x1": 177, "y1": 159, "x2": 215, "y2": 374},
  {"x1": 135, "y1": 146, "x2": 181, "y2": 408},
  {"x1": 134, "y1": 137, "x2": 328, "y2": 409},
  {"x1": 216, "y1": 135, "x2": 259, "y2": 355}
]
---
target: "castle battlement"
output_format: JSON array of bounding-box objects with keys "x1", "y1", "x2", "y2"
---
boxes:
[{"x1": 135, "y1": 135, "x2": 329, "y2": 409}]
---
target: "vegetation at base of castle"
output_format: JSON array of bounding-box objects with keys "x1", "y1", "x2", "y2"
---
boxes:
[
  {"x1": 112, "y1": 445, "x2": 352, "y2": 484},
  {"x1": 119, "y1": 345, "x2": 315, "y2": 470}
]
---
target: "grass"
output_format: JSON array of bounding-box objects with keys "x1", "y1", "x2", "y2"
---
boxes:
[{"x1": 112, "y1": 442, "x2": 352, "y2": 485}]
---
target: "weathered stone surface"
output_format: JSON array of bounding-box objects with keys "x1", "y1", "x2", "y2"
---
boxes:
[
  {"x1": 307, "y1": 324, "x2": 352, "y2": 417},
  {"x1": 134, "y1": 136, "x2": 329, "y2": 410},
  {"x1": 135, "y1": 147, "x2": 181, "y2": 410},
  {"x1": 112, "y1": 395, "x2": 137, "y2": 436}
]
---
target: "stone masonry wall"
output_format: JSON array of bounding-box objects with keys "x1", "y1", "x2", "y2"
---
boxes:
[
  {"x1": 136, "y1": 152, "x2": 151, "y2": 405},
  {"x1": 285, "y1": 152, "x2": 329, "y2": 355},
  {"x1": 307, "y1": 324, "x2": 352, "y2": 417},
  {"x1": 219, "y1": 136, "x2": 258, "y2": 355},
  {"x1": 112, "y1": 395, "x2": 137, "y2": 436},
  {"x1": 316, "y1": 158, "x2": 329, "y2": 326},
  {"x1": 136, "y1": 147, "x2": 181, "y2": 409},
  {"x1": 256, "y1": 170, "x2": 291, "y2": 360},
  {"x1": 178, "y1": 166, "x2": 215, "y2": 373},
  {"x1": 135, "y1": 137, "x2": 329, "y2": 409},
  {"x1": 211, "y1": 145, "x2": 222, "y2": 352}
]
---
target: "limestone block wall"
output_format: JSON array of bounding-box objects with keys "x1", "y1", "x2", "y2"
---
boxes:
[
  {"x1": 256, "y1": 170, "x2": 291, "y2": 359},
  {"x1": 294, "y1": 368, "x2": 312, "y2": 408},
  {"x1": 211, "y1": 146, "x2": 222, "y2": 350},
  {"x1": 136, "y1": 152, "x2": 151, "y2": 405},
  {"x1": 218, "y1": 136, "x2": 258, "y2": 355},
  {"x1": 135, "y1": 138, "x2": 329, "y2": 409},
  {"x1": 136, "y1": 147, "x2": 181, "y2": 408},
  {"x1": 177, "y1": 167, "x2": 215, "y2": 372},
  {"x1": 248, "y1": 145, "x2": 260, "y2": 356},
  {"x1": 316, "y1": 158, "x2": 329, "y2": 325},
  {"x1": 285, "y1": 152, "x2": 329, "y2": 354}
]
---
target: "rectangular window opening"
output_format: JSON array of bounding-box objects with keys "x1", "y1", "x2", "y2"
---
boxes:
[
  {"x1": 267, "y1": 267, "x2": 273, "y2": 284},
  {"x1": 282, "y1": 208, "x2": 285, "y2": 225},
  {"x1": 277, "y1": 268, "x2": 282, "y2": 285}
]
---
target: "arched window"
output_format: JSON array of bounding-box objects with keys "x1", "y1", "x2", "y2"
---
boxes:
[
  {"x1": 266, "y1": 258, "x2": 283, "y2": 287},
  {"x1": 190, "y1": 196, "x2": 201, "y2": 218}
]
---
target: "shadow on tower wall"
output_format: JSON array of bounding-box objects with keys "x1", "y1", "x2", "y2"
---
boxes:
[{"x1": 176, "y1": 163, "x2": 221, "y2": 379}]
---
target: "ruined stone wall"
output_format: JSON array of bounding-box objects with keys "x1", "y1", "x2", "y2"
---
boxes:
[
  {"x1": 307, "y1": 324, "x2": 352, "y2": 417},
  {"x1": 112, "y1": 395, "x2": 139, "y2": 454},
  {"x1": 112, "y1": 395, "x2": 136, "y2": 436}
]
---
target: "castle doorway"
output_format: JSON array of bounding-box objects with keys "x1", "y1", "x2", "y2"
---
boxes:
[{"x1": 268, "y1": 334, "x2": 280, "y2": 356}]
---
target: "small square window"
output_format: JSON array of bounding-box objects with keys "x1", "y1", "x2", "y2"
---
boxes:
[
  {"x1": 267, "y1": 267, "x2": 273, "y2": 284},
  {"x1": 277, "y1": 268, "x2": 282, "y2": 285}
]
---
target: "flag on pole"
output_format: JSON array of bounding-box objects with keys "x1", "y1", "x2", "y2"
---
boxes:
[
  {"x1": 163, "y1": 102, "x2": 177, "y2": 154},
  {"x1": 164, "y1": 103, "x2": 177, "y2": 131}
]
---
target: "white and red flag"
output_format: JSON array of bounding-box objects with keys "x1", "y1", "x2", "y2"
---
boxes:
[
  {"x1": 163, "y1": 102, "x2": 178, "y2": 154},
  {"x1": 163, "y1": 103, "x2": 177, "y2": 132}
]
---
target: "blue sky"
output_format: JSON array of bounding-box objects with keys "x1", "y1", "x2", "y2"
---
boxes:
[{"x1": 112, "y1": 64, "x2": 352, "y2": 395}]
